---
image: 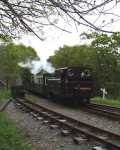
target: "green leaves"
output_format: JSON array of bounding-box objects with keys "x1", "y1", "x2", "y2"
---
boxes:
[
  {"x1": 48, "y1": 45, "x2": 92, "y2": 68},
  {"x1": 0, "y1": 43, "x2": 39, "y2": 88},
  {"x1": 0, "y1": 34, "x2": 12, "y2": 43}
]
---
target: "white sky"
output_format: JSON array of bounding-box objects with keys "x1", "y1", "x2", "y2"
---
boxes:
[
  {"x1": 16, "y1": 22, "x2": 120, "y2": 59},
  {"x1": 16, "y1": 26, "x2": 83, "y2": 61}
]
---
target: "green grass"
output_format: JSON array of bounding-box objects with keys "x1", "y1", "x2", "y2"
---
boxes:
[
  {"x1": 0, "y1": 90, "x2": 32, "y2": 150},
  {"x1": 0, "y1": 113, "x2": 32, "y2": 150},
  {"x1": 0, "y1": 89, "x2": 11, "y2": 102},
  {"x1": 92, "y1": 97, "x2": 120, "y2": 108}
]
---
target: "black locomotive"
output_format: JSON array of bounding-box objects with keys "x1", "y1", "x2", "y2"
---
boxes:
[{"x1": 22, "y1": 66, "x2": 94, "y2": 104}]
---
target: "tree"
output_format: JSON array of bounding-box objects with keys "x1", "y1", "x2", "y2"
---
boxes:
[
  {"x1": 0, "y1": 43, "x2": 39, "y2": 88},
  {"x1": 0, "y1": 0, "x2": 120, "y2": 39},
  {"x1": 48, "y1": 45, "x2": 92, "y2": 68}
]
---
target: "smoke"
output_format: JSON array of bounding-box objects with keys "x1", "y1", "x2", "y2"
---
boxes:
[
  {"x1": 43, "y1": 61, "x2": 55, "y2": 73},
  {"x1": 31, "y1": 60, "x2": 55, "y2": 74},
  {"x1": 19, "y1": 60, "x2": 55, "y2": 74}
]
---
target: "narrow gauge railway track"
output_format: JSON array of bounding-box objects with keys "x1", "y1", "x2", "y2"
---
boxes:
[
  {"x1": 84, "y1": 103, "x2": 120, "y2": 120},
  {"x1": 15, "y1": 98, "x2": 120, "y2": 150},
  {"x1": 27, "y1": 93, "x2": 120, "y2": 120}
]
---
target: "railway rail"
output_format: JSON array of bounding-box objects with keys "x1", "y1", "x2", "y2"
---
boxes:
[
  {"x1": 15, "y1": 98, "x2": 120, "y2": 150},
  {"x1": 90, "y1": 103, "x2": 120, "y2": 113},
  {"x1": 84, "y1": 103, "x2": 120, "y2": 120}
]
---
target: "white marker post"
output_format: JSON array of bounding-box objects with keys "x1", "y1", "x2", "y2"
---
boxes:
[{"x1": 100, "y1": 88, "x2": 107, "y2": 99}]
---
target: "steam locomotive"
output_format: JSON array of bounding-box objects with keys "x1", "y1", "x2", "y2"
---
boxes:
[{"x1": 22, "y1": 66, "x2": 94, "y2": 104}]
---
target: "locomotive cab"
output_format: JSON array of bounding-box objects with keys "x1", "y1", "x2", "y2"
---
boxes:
[{"x1": 65, "y1": 67, "x2": 94, "y2": 103}]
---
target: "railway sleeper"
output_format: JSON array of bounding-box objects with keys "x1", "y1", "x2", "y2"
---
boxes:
[{"x1": 73, "y1": 136, "x2": 88, "y2": 144}]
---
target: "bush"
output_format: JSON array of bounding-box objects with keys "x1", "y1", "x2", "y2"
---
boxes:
[{"x1": 105, "y1": 82, "x2": 120, "y2": 99}]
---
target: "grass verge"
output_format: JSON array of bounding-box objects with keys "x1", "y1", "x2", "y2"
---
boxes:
[
  {"x1": 0, "y1": 112, "x2": 32, "y2": 150},
  {"x1": 92, "y1": 97, "x2": 120, "y2": 108},
  {"x1": 0, "y1": 90, "x2": 32, "y2": 150},
  {"x1": 0, "y1": 89, "x2": 11, "y2": 102}
]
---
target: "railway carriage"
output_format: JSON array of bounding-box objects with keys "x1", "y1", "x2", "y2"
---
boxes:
[{"x1": 22, "y1": 66, "x2": 94, "y2": 104}]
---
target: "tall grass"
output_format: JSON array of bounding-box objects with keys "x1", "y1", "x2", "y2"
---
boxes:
[
  {"x1": 0, "y1": 113, "x2": 32, "y2": 150},
  {"x1": 92, "y1": 97, "x2": 120, "y2": 108}
]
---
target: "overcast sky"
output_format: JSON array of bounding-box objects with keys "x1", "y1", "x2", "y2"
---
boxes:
[{"x1": 16, "y1": 26, "x2": 83, "y2": 61}]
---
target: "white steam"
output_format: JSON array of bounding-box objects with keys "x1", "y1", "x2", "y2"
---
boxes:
[
  {"x1": 19, "y1": 60, "x2": 55, "y2": 74},
  {"x1": 31, "y1": 60, "x2": 55, "y2": 74}
]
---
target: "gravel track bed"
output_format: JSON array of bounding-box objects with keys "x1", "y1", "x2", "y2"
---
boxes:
[
  {"x1": 5, "y1": 102, "x2": 103, "y2": 150},
  {"x1": 27, "y1": 95, "x2": 120, "y2": 135}
]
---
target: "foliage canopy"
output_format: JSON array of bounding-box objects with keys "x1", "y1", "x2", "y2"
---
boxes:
[
  {"x1": 0, "y1": 0, "x2": 120, "y2": 39},
  {"x1": 0, "y1": 42, "x2": 39, "y2": 88}
]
